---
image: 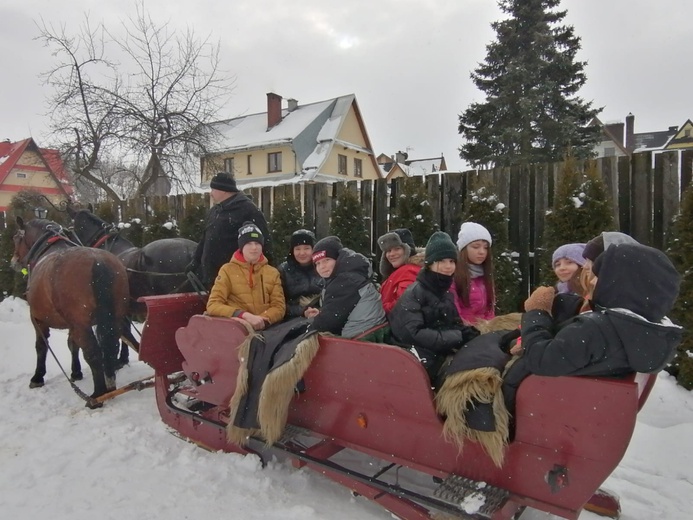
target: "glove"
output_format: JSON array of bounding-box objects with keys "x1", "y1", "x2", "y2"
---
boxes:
[
  {"x1": 524, "y1": 286, "x2": 556, "y2": 314},
  {"x1": 498, "y1": 328, "x2": 522, "y2": 354},
  {"x1": 184, "y1": 260, "x2": 199, "y2": 274}
]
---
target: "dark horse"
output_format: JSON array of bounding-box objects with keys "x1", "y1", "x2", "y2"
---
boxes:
[
  {"x1": 10, "y1": 218, "x2": 130, "y2": 403},
  {"x1": 66, "y1": 206, "x2": 198, "y2": 363}
]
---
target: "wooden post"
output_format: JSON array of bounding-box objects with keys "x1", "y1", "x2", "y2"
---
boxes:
[
  {"x1": 373, "y1": 179, "x2": 389, "y2": 266},
  {"x1": 532, "y1": 163, "x2": 550, "y2": 288},
  {"x1": 600, "y1": 157, "x2": 620, "y2": 228},
  {"x1": 304, "y1": 184, "x2": 316, "y2": 233},
  {"x1": 260, "y1": 186, "x2": 272, "y2": 219},
  {"x1": 426, "y1": 175, "x2": 442, "y2": 230},
  {"x1": 360, "y1": 180, "x2": 375, "y2": 253},
  {"x1": 631, "y1": 151, "x2": 652, "y2": 245},
  {"x1": 682, "y1": 150, "x2": 693, "y2": 193},
  {"x1": 517, "y1": 165, "x2": 531, "y2": 296},
  {"x1": 314, "y1": 183, "x2": 332, "y2": 239},
  {"x1": 617, "y1": 156, "x2": 631, "y2": 235},
  {"x1": 442, "y1": 171, "x2": 465, "y2": 236},
  {"x1": 658, "y1": 151, "x2": 680, "y2": 247}
]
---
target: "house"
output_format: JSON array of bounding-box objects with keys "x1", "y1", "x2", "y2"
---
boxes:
[
  {"x1": 201, "y1": 93, "x2": 382, "y2": 188},
  {"x1": 664, "y1": 119, "x2": 693, "y2": 151},
  {"x1": 377, "y1": 151, "x2": 448, "y2": 181},
  {"x1": 0, "y1": 138, "x2": 74, "y2": 212},
  {"x1": 591, "y1": 113, "x2": 683, "y2": 157}
]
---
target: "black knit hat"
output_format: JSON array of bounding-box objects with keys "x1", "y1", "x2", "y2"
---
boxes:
[
  {"x1": 583, "y1": 235, "x2": 605, "y2": 262},
  {"x1": 290, "y1": 229, "x2": 316, "y2": 249},
  {"x1": 425, "y1": 231, "x2": 458, "y2": 265},
  {"x1": 237, "y1": 221, "x2": 264, "y2": 249},
  {"x1": 210, "y1": 172, "x2": 239, "y2": 193},
  {"x1": 312, "y1": 236, "x2": 343, "y2": 263}
]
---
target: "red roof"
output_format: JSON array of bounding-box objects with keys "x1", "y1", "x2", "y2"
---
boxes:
[{"x1": 0, "y1": 138, "x2": 74, "y2": 197}]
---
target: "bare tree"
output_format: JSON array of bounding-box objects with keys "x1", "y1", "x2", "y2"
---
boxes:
[{"x1": 37, "y1": 3, "x2": 233, "y2": 206}]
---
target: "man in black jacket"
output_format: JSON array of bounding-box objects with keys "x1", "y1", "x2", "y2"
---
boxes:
[{"x1": 186, "y1": 172, "x2": 272, "y2": 289}]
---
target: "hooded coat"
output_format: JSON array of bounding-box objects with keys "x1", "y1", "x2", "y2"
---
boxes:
[
  {"x1": 192, "y1": 192, "x2": 272, "y2": 288},
  {"x1": 503, "y1": 243, "x2": 682, "y2": 412},
  {"x1": 310, "y1": 248, "x2": 386, "y2": 338},
  {"x1": 389, "y1": 267, "x2": 480, "y2": 378},
  {"x1": 277, "y1": 253, "x2": 322, "y2": 319}
]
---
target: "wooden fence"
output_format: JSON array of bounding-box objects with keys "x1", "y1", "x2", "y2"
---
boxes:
[{"x1": 2, "y1": 149, "x2": 691, "y2": 294}]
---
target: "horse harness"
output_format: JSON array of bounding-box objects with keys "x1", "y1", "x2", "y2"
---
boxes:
[{"x1": 22, "y1": 227, "x2": 79, "y2": 272}]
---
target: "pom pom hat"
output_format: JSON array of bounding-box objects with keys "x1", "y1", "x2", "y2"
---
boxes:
[{"x1": 457, "y1": 222, "x2": 493, "y2": 250}]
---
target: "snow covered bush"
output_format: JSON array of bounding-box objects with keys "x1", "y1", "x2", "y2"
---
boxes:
[
  {"x1": 389, "y1": 176, "x2": 436, "y2": 248},
  {"x1": 330, "y1": 188, "x2": 370, "y2": 257}
]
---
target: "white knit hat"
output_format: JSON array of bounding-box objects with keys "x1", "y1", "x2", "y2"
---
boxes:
[{"x1": 457, "y1": 222, "x2": 493, "y2": 250}]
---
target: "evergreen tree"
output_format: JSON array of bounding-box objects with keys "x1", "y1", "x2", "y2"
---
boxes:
[
  {"x1": 143, "y1": 210, "x2": 179, "y2": 244},
  {"x1": 121, "y1": 218, "x2": 144, "y2": 247},
  {"x1": 330, "y1": 188, "x2": 370, "y2": 256},
  {"x1": 462, "y1": 185, "x2": 521, "y2": 313},
  {"x1": 665, "y1": 180, "x2": 693, "y2": 390},
  {"x1": 542, "y1": 158, "x2": 615, "y2": 284},
  {"x1": 270, "y1": 196, "x2": 304, "y2": 261},
  {"x1": 179, "y1": 201, "x2": 208, "y2": 243},
  {"x1": 389, "y1": 177, "x2": 436, "y2": 248},
  {"x1": 0, "y1": 219, "x2": 21, "y2": 300},
  {"x1": 459, "y1": 0, "x2": 600, "y2": 167}
]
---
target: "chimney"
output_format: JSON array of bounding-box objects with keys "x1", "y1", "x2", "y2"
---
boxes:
[
  {"x1": 287, "y1": 98, "x2": 298, "y2": 112},
  {"x1": 267, "y1": 92, "x2": 282, "y2": 129},
  {"x1": 625, "y1": 113, "x2": 635, "y2": 152}
]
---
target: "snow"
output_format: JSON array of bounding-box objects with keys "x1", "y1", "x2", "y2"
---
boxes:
[{"x1": 1, "y1": 296, "x2": 692, "y2": 520}]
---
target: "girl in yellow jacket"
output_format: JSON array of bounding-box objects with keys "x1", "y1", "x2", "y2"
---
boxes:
[{"x1": 206, "y1": 222, "x2": 285, "y2": 330}]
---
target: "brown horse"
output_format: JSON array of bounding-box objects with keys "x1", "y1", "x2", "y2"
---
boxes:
[{"x1": 10, "y1": 217, "x2": 130, "y2": 403}]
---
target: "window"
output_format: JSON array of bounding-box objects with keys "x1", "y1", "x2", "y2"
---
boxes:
[
  {"x1": 268, "y1": 152, "x2": 282, "y2": 173},
  {"x1": 338, "y1": 154, "x2": 347, "y2": 175},
  {"x1": 16, "y1": 172, "x2": 27, "y2": 179},
  {"x1": 247, "y1": 155, "x2": 252, "y2": 175},
  {"x1": 223, "y1": 157, "x2": 234, "y2": 173},
  {"x1": 685, "y1": 129, "x2": 691, "y2": 138},
  {"x1": 354, "y1": 158, "x2": 362, "y2": 178}
]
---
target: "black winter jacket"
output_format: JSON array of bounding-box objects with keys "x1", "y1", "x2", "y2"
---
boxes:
[
  {"x1": 278, "y1": 257, "x2": 322, "y2": 318},
  {"x1": 192, "y1": 192, "x2": 272, "y2": 288},
  {"x1": 310, "y1": 248, "x2": 385, "y2": 338},
  {"x1": 503, "y1": 243, "x2": 682, "y2": 413},
  {"x1": 389, "y1": 268, "x2": 480, "y2": 377}
]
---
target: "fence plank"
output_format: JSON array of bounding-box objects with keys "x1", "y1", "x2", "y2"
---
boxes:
[
  {"x1": 682, "y1": 150, "x2": 693, "y2": 193},
  {"x1": 600, "y1": 157, "x2": 620, "y2": 228},
  {"x1": 303, "y1": 184, "x2": 316, "y2": 232},
  {"x1": 516, "y1": 165, "x2": 531, "y2": 295},
  {"x1": 360, "y1": 180, "x2": 375, "y2": 253},
  {"x1": 631, "y1": 152, "x2": 652, "y2": 245},
  {"x1": 426, "y1": 175, "x2": 441, "y2": 230},
  {"x1": 373, "y1": 179, "x2": 389, "y2": 265},
  {"x1": 260, "y1": 187, "x2": 272, "y2": 218},
  {"x1": 617, "y1": 156, "x2": 631, "y2": 235},
  {"x1": 314, "y1": 183, "x2": 332, "y2": 238},
  {"x1": 532, "y1": 163, "x2": 549, "y2": 287},
  {"x1": 442, "y1": 171, "x2": 465, "y2": 236},
  {"x1": 660, "y1": 151, "x2": 680, "y2": 246}
]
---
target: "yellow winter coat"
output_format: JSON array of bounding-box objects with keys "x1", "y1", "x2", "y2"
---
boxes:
[{"x1": 206, "y1": 251, "x2": 286, "y2": 324}]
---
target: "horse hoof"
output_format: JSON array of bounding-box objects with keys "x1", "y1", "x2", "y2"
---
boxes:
[
  {"x1": 70, "y1": 373, "x2": 84, "y2": 382},
  {"x1": 85, "y1": 400, "x2": 103, "y2": 409},
  {"x1": 29, "y1": 381, "x2": 44, "y2": 389}
]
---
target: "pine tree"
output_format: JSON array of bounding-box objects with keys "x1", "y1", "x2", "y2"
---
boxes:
[
  {"x1": 459, "y1": 0, "x2": 600, "y2": 167},
  {"x1": 270, "y1": 196, "x2": 304, "y2": 261},
  {"x1": 389, "y1": 177, "x2": 436, "y2": 248},
  {"x1": 542, "y1": 158, "x2": 615, "y2": 284},
  {"x1": 665, "y1": 180, "x2": 693, "y2": 390},
  {"x1": 143, "y1": 210, "x2": 179, "y2": 244},
  {"x1": 462, "y1": 185, "x2": 521, "y2": 313},
  {"x1": 179, "y1": 202, "x2": 208, "y2": 243},
  {"x1": 330, "y1": 188, "x2": 370, "y2": 256}
]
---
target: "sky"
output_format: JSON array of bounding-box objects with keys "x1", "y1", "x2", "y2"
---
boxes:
[
  {"x1": 1, "y1": 0, "x2": 692, "y2": 172},
  {"x1": 1, "y1": 295, "x2": 692, "y2": 519}
]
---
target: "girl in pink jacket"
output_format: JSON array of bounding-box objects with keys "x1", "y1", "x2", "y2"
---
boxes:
[{"x1": 452, "y1": 222, "x2": 496, "y2": 325}]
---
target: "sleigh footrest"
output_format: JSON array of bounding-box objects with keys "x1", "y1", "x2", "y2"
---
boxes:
[{"x1": 433, "y1": 474, "x2": 509, "y2": 518}]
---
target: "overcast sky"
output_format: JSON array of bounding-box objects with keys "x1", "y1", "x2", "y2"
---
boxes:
[{"x1": 1, "y1": 0, "x2": 691, "y2": 171}]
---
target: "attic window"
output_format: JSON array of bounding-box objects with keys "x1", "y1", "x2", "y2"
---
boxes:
[
  {"x1": 354, "y1": 158, "x2": 362, "y2": 178},
  {"x1": 338, "y1": 154, "x2": 347, "y2": 175},
  {"x1": 16, "y1": 172, "x2": 27, "y2": 179}
]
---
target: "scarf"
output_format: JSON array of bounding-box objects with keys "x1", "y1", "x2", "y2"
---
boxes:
[{"x1": 469, "y1": 263, "x2": 484, "y2": 279}]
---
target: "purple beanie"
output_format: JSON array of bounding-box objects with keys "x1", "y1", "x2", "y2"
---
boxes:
[{"x1": 552, "y1": 243, "x2": 586, "y2": 267}]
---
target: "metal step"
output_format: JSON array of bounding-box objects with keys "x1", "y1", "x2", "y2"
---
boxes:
[{"x1": 433, "y1": 475, "x2": 509, "y2": 518}]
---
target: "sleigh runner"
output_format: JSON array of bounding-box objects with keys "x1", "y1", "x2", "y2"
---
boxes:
[{"x1": 139, "y1": 292, "x2": 655, "y2": 520}]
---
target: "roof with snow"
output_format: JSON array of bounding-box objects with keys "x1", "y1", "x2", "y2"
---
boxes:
[{"x1": 207, "y1": 94, "x2": 380, "y2": 183}]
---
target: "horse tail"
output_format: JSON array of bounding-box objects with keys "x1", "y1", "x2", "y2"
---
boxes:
[{"x1": 91, "y1": 261, "x2": 120, "y2": 378}]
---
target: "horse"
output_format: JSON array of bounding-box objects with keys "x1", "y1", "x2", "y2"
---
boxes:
[
  {"x1": 66, "y1": 206, "x2": 198, "y2": 364},
  {"x1": 10, "y1": 218, "x2": 130, "y2": 404}
]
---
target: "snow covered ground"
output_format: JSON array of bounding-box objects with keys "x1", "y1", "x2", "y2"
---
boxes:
[{"x1": 1, "y1": 296, "x2": 691, "y2": 520}]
